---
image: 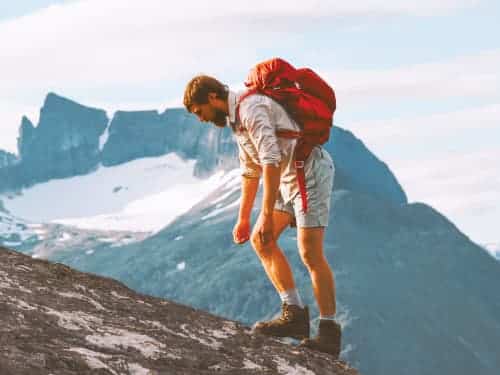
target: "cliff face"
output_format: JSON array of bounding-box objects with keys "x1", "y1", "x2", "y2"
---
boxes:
[
  {"x1": 0, "y1": 246, "x2": 358, "y2": 375},
  {"x1": 17, "y1": 93, "x2": 108, "y2": 184},
  {"x1": 0, "y1": 150, "x2": 18, "y2": 169},
  {"x1": 101, "y1": 110, "x2": 168, "y2": 166},
  {"x1": 0, "y1": 150, "x2": 20, "y2": 191},
  {"x1": 101, "y1": 108, "x2": 240, "y2": 178},
  {"x1": 0, "y1": 94, "x2": 109, "y2": 192},
  {"x1": 17, "y1": 116, "x2": 36, "y2": 161}
]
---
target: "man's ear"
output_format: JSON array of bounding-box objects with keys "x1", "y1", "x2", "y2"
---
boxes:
[{"x1": 207, "y1": 92, "x2": 217, "y2": 104}]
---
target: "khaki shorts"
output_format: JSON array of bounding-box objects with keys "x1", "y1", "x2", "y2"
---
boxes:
[{"x1": 274, "y1": 146, "x2": 335, "y2": 228}]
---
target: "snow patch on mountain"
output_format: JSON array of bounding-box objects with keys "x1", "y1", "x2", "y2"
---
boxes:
[
  {"x1": 177, "y1": 262, "x2": 186, "y2": 271},
  {"x1": 1, "y1": 154, "x2": 243, "y2": 233},
  {"x1": 201, "y1": 198, "x2": 240, "y2": 221},
  {"x1": 98, "y1": 118, "x2": 112, "y2": 151}
]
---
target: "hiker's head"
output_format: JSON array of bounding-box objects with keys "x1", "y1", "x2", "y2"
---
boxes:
[{"x1": 183, "y1": 75, "x2": 229, "y2": 128}]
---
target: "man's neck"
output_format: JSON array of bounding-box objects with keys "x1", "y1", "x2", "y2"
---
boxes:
[{"x1": 221, "y1": 98, "x2": 229, "y2": 116}]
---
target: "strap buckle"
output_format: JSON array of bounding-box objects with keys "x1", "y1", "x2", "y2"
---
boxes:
[{"x1": 294, "y1": 160, "x2": 305, "y2": 168}]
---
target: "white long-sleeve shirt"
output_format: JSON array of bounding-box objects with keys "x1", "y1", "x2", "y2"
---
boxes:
[{"x1": 227, "y1": 90, "x2": 313, "y2": 204}]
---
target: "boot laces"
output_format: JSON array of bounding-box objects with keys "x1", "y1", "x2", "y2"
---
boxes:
[{"x1": 281, "y1": 305, "x2": 293, "y2": 321}]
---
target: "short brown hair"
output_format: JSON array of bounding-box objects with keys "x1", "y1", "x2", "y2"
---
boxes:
[{"x1": 183, "y1": 75, "x2": 228, "y2": 112}]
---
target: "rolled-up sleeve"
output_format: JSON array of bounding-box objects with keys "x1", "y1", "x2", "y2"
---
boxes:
[
  {"x1": 240, "y1": 98, "x2": 281, "y2": 167},
  {"x1": 237, "y1": 141, "x2": 262, "y2": 179}
]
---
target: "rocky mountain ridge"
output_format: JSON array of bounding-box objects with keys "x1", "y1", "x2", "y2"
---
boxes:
[{"x1": 0, "y1": 246, "x2": 358, "y2": 375}]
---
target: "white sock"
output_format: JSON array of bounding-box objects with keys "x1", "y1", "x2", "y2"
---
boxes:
[
  {"x1": 320, "y1": 314, "x2": 336, "y2": 321},
  {"x1": 279, "y1": 288, "x2": 304, "y2": 308}
]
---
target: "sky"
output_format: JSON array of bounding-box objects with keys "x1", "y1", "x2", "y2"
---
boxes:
[{"x1": 0, "y1": 0, "x2": 499, "y2": 244}]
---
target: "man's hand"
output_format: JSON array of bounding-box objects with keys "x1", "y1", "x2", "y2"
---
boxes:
[
  {"x1": 256, "y1": 212, "x2": 274, "y2": 245},
  {"x1": 233, "y1": 218, "x2": 251, "y2": 244}
]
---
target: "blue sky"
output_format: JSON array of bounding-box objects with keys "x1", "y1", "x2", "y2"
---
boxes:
[
  {"x1": 0, "y1": 0, "x2": 499, "y2": 245},
  {"x1": 0, "y1": 1, "x2": 76, "y2": 20}
]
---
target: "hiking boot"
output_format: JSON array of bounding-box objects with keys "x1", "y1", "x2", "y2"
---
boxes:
[
  {"x1": 252, "y1": 303, "x2": 310, "y2": 340},
  {"x1": 299, "y1": 319, "x2": 341, "y2": 358}
]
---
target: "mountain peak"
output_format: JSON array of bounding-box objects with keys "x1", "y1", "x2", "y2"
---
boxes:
[
  {"x1": 20, "y1": 115, "x2": 33, "y2": 127},
  {"x1": 44, "y1": 91, "x2": 81, "y2": 107},
  {"x1": 0, "y1": 246, "x2": 358, "y2": 375},
  {"x1": 42, "y1": 92, "x2": 107, "y2": 115}
]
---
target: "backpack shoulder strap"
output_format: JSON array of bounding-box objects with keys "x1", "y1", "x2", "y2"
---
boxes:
[{"x1": 234, "y1": 88, "x2": 260, "y2": 127}]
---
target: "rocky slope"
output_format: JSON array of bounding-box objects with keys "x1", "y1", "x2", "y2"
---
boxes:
[{"x1": 0, "y1": 246, "x2": 358, "y2": 375}]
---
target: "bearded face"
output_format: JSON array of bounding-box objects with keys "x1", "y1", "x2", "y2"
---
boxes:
[
  {"x1": 191, "y1": 101, "x2": 227, "y2": 128},
  {"x1": 211, "y1": 108, "x2": 227, "y2": 128}
]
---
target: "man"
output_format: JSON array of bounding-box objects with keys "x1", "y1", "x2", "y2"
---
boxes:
[{"x1": 183, "y1": 74, "x2": 341, "y2": 357}]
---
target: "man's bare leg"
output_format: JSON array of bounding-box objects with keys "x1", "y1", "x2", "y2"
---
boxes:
[
  {"x1": 251, "y1": 209, "x2": 310, "y2": 340},
  {"x1": 297, "y1": 226, "x2": 336, "y2": 316},
  {"x1": 250, "y1": 209, "x2": 296, "y2": 293},
  {"x1": 296, "y1": 226, "x2": 341, "y2": 357}
]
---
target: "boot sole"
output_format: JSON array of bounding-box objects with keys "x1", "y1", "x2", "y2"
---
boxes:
[{"x1": 251, "y1": 327, "x2": 309, "y2": 340}]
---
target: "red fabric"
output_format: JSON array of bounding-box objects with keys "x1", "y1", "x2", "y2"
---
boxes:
[
  {"x1": 237, "y1": 58, "x2": 336, "y2": 213},
  {"x1": 275, "y1": 129, "x2": 302, "y2": 138}
]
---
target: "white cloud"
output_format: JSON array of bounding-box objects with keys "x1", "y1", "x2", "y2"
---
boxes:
[
  {"x1": 344, "y1": 104, "x2": 499, "y2": 219},
  {"x1": 391, "y1": 149, "x2": 500, "y2": 213},
  {"x1": 349, "y1": 103, "x2": 500, "y2": 142},
  {"x1": 0, "y1": 2, "x2": 278, "y2": 93},
  {"x1": 324, "y1": 49, "x2": 500, "y2": 106},
  {"x1": 392, "y1": 149, "x2": 499, "y2": 201},
  {"x1": 0, "y1": 0, "x2": 481, "y2": 90},
  {"x1": 389, "y1": 148, "x2": 500, "y2": 242},
  {"x1": 339, "y1": 102, "x2": 499, "y2": 244}
]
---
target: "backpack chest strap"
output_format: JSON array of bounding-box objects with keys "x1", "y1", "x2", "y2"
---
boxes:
[{"x1": 275, "y1": 129, "x2": 302, "y2": 139}]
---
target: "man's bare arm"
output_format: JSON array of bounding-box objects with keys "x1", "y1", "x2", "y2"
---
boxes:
[
  {"x1": 261, "y1": 164, "x2": 281, "y2": 217},
  {"x1": 238, "y1": 175, "x2": 260, "y2": 222}
]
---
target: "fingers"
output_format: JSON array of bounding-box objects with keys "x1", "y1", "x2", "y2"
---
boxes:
[
  {"x1": 234, "y1": 237, "x2": 249, "y2": 244},
  {"x1": 236, "y1": 236, "x2": 249, "y2": 244},
  {"x1": 233, "y1": 229, "x2": 250, "y2": 244}
]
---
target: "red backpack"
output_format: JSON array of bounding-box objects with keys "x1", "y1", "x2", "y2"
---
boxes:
[{"x1": 236, "y1": 58, "x2": 336, "y2": 213}]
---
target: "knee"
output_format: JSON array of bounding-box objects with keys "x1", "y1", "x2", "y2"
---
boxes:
[
  {"x1": 299, "y1": 248, "x2": 324, "y2": 270},
  {"x1": 250, "y1": 232, "x2": 271, "y2": 258},
  {"x1": 251, "y1": 231, "x2": 280, "y2": 260}
]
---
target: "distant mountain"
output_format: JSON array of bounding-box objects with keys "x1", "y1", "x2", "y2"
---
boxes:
[
  {"x1": 0, "y1": 93, "x2": 238, "y2": 193},
  {"x1": 0, "y1": 246, "x2": 358, "y2": 374}
]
